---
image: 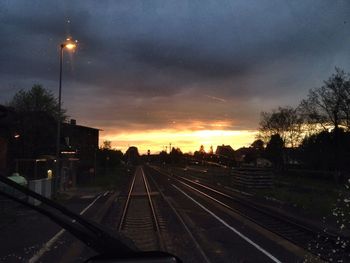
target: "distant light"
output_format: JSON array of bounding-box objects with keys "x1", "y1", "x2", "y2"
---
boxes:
[
  {"x1": 14, "y1": 133, "x2": 20, "y2": 139},
  {"x1": 47, "y1": 169, "x2": 53, "y2": 179},
  {"x1": 61, "y1": 151, "x2": 76, "y2": 154},
  {"x1": 35, "y1": 159, "x2": 47, "y2": 162}
]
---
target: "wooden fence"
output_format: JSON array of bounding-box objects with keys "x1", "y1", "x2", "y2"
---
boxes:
[{"x1": 231, "y1": 168, "x2": 274, "y2": 188}]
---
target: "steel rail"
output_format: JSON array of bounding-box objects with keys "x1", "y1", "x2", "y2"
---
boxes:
[
  {"x1": 141, "y1": 167, "x2": 161, "y2": 233},
  {"x1": 141, "y1": 167, "x2": 166, "y2": 251},
  {"x1": 118, "y1": 172, "x2": 137, "y2": 231}
]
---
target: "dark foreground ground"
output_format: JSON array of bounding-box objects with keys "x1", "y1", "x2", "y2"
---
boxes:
[{"x1": 0, "y1": 164, "x2": 348, "y2": 262}]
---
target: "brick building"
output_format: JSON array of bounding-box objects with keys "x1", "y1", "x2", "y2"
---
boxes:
[
  {"x1": 0, "y1": 105, "x2": 99, "y2": 186},
  {"x1": 0, "y1": 105, "x2": 17, "y2": 176},
  {"x1": 61, "y1": 120, "x2": 99, "y2": 184}
]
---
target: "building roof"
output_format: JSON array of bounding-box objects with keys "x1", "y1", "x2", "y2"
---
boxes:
[{"x1": 62, "y1": 122, "x2": 100, "y2": 131}]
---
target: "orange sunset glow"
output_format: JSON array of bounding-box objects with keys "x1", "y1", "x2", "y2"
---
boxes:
[
  {"x1": 99, "y1": 128, "x2": 257, "y2": 154},
  {"x1": 2, "y1": 2, "x2": 350, "y2": 262}
]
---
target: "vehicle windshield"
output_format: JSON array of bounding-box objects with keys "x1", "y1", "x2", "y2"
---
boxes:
[{"x1": 0, "y1": 1, "x2": 350, "y2": 262}]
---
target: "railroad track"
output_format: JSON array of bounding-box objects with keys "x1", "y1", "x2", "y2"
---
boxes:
[
  {"x1": 118, "y1": 166, "x2": 164, "y2": 251},
  {"x1": 149, "y1": 165, "x2": 349, "y2": 261}
]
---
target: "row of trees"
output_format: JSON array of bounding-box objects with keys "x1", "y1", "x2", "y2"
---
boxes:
[
  {"x1": 259, "y1": 68, "x2": 350, "y2": 172},
  {"x1": 97, "y1": 141, "x2": 124, "y2": 171},
  {"x1": 97, "y1": 141, "x2": 143, "y2": 170},
  {"x1": 259, "y1": 68, "x2": 350, "y2": 147}
]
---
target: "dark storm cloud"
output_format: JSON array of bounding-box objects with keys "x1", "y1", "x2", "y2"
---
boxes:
[
  {"x1": 128, "y1": 41, "x2": 251, "y2": 78},
  {"x1": 1, "y1": 0, "x2": 350, "y2": 132}
]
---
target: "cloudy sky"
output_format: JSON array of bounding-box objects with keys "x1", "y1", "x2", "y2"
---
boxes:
[{"x1": 1, "y1": 1, "x2": 349, "y2": 153}]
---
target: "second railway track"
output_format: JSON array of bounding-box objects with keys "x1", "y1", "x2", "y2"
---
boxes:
[
  {"x1": 118, "y1": 166, "x2": 164, "y2": 251},
  {"x1": 149, "y1": 165, "x2": 349, "y2": 262}
]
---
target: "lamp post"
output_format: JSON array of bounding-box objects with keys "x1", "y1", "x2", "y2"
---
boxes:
[{"x1": 55, "y1": 38, "x2": 77, "y2": 193}]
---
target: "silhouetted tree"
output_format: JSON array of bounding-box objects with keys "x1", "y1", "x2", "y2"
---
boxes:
[
  {"x1": 124, "y1": 146, "x2": 140, "y2": 165},
  {"x1": 251, "y1": 139, "x2": 264, "y2": 150},
  {"x1": 301, "y1": 131, "x2": 335, "y2": 170},
  {"x1": 170, "y1": 147, "x2": 183, "y2": 163},
  {"x1": 8, "y1": 84, "x2": 67, "y2": 121},
  {"x1": 101, "y1": 140, "x2": 112, "y2": 150},
  {"x1": 209, "y1": 145, "x2": 214, "y2": 155},
  {"x1": 299, "y1": 68, "x2": 350, "y2": 131},
  {"x1": 259, "y1": 106, "x2": 303, "y2": 147},
  {"x1": 199, "y1": 145, "x2": 205, "y2": 154},
  {"x1": 300, "y1": 129, "x2": 350, "y2": 173},
  {"x1": 241, "y1": 139, "x2": 265, "y2": 165},
  {"x1": 265, "y1": 134, "x2": 284, "y2": 169},
  {"x1": 97, "y1": 148, "x2": 123, "y2": 173},
  {"x1": 298, "y1": 69, "x2": 350, "y2": 173}
]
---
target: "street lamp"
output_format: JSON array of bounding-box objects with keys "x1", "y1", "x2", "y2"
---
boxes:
[{"x1": 56, "y1": 38, "x2": 77, "y2": 192}]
